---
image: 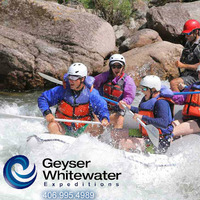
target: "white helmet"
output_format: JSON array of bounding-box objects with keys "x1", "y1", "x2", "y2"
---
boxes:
[
  {"x1": 109, "y1": 54, "x2": 126, "y2": 67},
  {"x1": 140, "y1": 75, "x2": 161, "y2": 91},
  {"x1": 68, "y1": 63, "x2": 87, "y2": 77}
]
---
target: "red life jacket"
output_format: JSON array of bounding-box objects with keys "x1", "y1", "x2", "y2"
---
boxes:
[
  {"x1": 182, "y1": 86, "x2": 200, "y2": 120},
  {"x1": 103, "y1": 73, "x2": 127, "y2": 109},
  {"x1": 55, "y1": 87, "x2": 92, "y2": 131},
  {"x1": 139, "y1": 97, "x2": 174, "y2": 137}
]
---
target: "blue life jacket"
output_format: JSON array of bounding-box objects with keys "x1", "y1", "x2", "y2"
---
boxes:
[{"x1": 138, "y1": 86, "x2": 174, "y2": 138}]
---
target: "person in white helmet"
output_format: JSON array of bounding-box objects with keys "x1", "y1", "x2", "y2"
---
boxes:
[
  {"x1": 172, "y1": 65, "x2": 200, "y2": 137},
  {"x1": 170, "y1": 19, "x2": 200, "y2": 92},
  {"x1": 94, "y1": 54, "x2": 136, "y2": 128},
  {"x1": 38, "y1": 63, "x2": 110, "y2": 136},
  {"x1": 114, "y1": 75, "x2": 175, "y2": 153}
]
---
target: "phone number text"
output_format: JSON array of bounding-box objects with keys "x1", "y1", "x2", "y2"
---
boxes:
[{"x1": 42, "y1": 191, "x2": 95, "y2": 199}]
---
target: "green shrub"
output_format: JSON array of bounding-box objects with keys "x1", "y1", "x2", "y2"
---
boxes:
[
  {"x1": 91, "y1": 0, "x2": 133, "y2": 25},
  {"x1": 79, "y1": 0, "x2": 95, "y2": 9},
  {"x1": 57, "y1": 0, "x2": 68, "y2": 4},
  {"x1": 58, "y1": 0, "x2": 199, "y2": 25},
  {"x1": 60, "y1": 0, "x2": 134, "y2": 25}
]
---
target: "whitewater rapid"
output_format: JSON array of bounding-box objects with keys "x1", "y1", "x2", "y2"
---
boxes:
[{"x1": 0, "y1": 89, "x2": 200, "y2": 200}]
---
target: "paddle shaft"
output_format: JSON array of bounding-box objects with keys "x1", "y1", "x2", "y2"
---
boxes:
[
  {"x1": 121, "y1": 104, "x2": 147, "y2": 128},
  {"x1": 127, "y1": 108, "x2": 146, "y2": 128},
  {"x1": 174, "y1": 91, "x2": 200, "y2": 95},
  {"x1": 122, "y1": 104, "x2": 159, "y2": 148},
  {"x1": 38, "y1": 72, "x2": 200, "y2": 96},
  {"x1": 38, "y1": 73, "x2": 160, "y2": 147},
  {"x1": 0, "y1": 113, "x2": 101, "y2": 125},
  {"x1": 103, "y1": 97, "x2": 118, "y2": 104}
]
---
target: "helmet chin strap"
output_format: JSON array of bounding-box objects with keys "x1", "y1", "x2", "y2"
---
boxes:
[
  {"x1": 195, "y1": 30, "x2": 200, "y2": 39},
  {"x1": 149, "y1": 89, "x2": 153, "y2": 99},
  {"x1": 110, "y1": 66, "x2": 125, "y2": 78},
  {"x1": 119, "y1": 68, "x2": 125, "y2": 77},
  {"x1": 149, "y1": 89, "x2": 159, "y2": 99},
  {"x1": 75, "y1": 78, "x2": 85, "y2": 91},
  {"x1": 190, "y1": 30, "x2": 199, "y2": 42}
]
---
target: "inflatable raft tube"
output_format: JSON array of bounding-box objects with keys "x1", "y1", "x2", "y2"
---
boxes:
[
  {"x1": 26, "y1": 105, "x2": 200, "y2": 168},
  {"x1": 26, "y1": 133, "x2": 181, "y2": 168}
]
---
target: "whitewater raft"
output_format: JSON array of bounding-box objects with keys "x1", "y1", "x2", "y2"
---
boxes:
[
  {"x1": 25, "y1": 104, "x2": 200, "y2": 168},
  {"x1": 26, "y1": 131, "x2": 200, "y2": 168}
]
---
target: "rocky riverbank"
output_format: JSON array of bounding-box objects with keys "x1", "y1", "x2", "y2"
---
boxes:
[{"x1": 0, "y1": 0, "x2": 200, "y2": 90}]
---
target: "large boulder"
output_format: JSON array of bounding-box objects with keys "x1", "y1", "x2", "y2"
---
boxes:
[
  {"x1": 146, "y1": 1, "x2": 200, "y2": 42},
  {"x1": 113, "y1": 24, "x2": 133, "y2": 47},
  {"x1": 123, "y1": 41, "x2": 183, "y2": 86},
  {"x1": 128, "y1": 0, "x2": 149, "y2": 30},
  {"x1": 0, "y1": 25, "x2": 70, "y2": 90},
  {"x1": 0, "y1": 0, "x2": 116, "y2": 89},
  {"x1": 120, "y1": 29, "x2": 162, "y2": 53}
]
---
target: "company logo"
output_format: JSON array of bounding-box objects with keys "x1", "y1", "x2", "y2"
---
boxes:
[{"x1": 3, "y1": 155, "x2": 37, "y2": 189}]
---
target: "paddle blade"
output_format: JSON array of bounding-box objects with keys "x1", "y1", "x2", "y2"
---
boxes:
[
  {"x1": 146, "y1": 124, "x2": 159, "y2": 148},
  {"x1": 38, "y1": 72, "x2": 63, "y2": 85}
]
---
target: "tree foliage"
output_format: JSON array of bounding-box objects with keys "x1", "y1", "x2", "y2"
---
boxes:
[
  {"x1": 58, "y1": 0, "x2": 199, "y2": 25},
  {"x1": 58, "y1": 0, "x2": 134, "y2": 25},
  {"x1": 94, "y1": 0, "x2": 133, "y2": 25}
]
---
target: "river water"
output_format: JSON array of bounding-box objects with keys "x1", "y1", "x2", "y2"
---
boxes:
[{"x1": 0, "y1": 89, "x2": 200, "y2": 200}]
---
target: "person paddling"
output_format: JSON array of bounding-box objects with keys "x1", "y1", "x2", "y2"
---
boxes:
[
  {"x1": 170, "y1": 19, "x2": 200, "y2": 92},
  {"x1": 172, "y1": 65, "x2": 200, "y2": 137},
  {"x1": 94, "y1": 54, "x2": 136, "y2": 128},
  {"x1": 115, "y1": 75, "x2": 174, "y2": 153},
  {"x1": 38, "y1": 63, "x2": 109, "y2": 136}
]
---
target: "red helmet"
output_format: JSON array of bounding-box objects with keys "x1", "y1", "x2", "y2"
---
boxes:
[{"x1": 182, "y1": 19, "x2": 200, "y2": 34}]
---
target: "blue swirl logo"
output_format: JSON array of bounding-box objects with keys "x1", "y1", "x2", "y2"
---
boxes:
[{"x1": 3, "y1": 155, "x2": 37, "y2": 189}]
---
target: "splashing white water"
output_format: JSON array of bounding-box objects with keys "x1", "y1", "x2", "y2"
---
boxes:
[{"x1": 0, "y1": 91, "x2": 200, "y2": 200}]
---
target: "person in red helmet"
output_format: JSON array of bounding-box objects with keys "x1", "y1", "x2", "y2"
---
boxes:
[{"x1": 170, "y1": 19, "x2": 200, "y2": 92}]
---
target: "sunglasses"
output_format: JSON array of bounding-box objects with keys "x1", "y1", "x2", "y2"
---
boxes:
[
  {"x1": 141, "y1": 87, "x2": 148, "y2": 91},
  {"x1": 68, "y1": 75, "x2": 81, "y2": 81},
  {"x1": 183, "y1": 31, "x2": 193, "y2": 36},
  {"x1": 111, "y1": 64, "x2": 123, "y2": 69}
]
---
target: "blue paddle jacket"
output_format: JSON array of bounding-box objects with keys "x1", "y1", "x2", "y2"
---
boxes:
[
  {"x1": 38, "y1": 80, "x2": 110, "y2": 124},
  {"x1": 130, "y1": 85, "x2": 174, "y2": 138}
]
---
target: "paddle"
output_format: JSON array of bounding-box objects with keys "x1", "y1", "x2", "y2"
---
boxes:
[
  {"x1": 122, "y1": 105, "x2": 159, "y2": 148},
  {"x1": 38, "y1": 72, "x2": 161, "y2": 147},
  {"x1": 99, "y1": 97, "x2": 160, "y2": 147},
  {"x1": 38, "y1": 72, "x2": 64, "y2": 85},
  {"x1": 173, "y1": 91, "x2": 200, "y2": 95},
  {"x1": 0, "y1": 113, "x2": 101, "y2": 125},
  {"x1": 38, "y1": 72, "x2": 200, "y2": 96},
  {"x1": 103, "y1": 97, "x2": 119, "y2": 104}
]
